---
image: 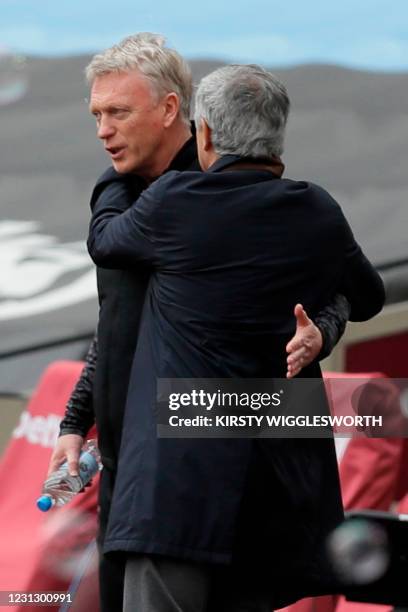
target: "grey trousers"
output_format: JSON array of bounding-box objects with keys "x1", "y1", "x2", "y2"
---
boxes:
[{"x1": 123, "y1": 554, "x2": 272, "y2": 612}]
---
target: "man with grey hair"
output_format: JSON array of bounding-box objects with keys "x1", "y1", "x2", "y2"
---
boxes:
[
  {"x1": 87, "y1": 62, "x2": 384, "y2": 611},
  {"x1": 194, "y1": 63, "x2": 289, "y2": 160},
  {"x1": 51, "y1": 32, "x2": 199, "y2": 611},
  {"x1": 51, "y1": 34, "x2": 368, "y2": 611}
]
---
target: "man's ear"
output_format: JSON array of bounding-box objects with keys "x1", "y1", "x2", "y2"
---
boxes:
[
  {"x1": 200, "y1": 118, "x2": 213, "y2": 151},
  {"x1": 163, "y1": 92, "x2": 180, "y2": 127}
]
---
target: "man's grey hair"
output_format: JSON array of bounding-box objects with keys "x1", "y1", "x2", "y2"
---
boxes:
[
  {"x1": 86, "y1": 32, "x2": 192, "y2": 126},
  {"x1": 194, "y1": 64, "x2": 290, "y2": 158}
]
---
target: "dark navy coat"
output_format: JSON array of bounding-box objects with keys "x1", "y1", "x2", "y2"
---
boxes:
[
  {"x1": 88, "y1": 155, "x2": 384, "y2": 607},
  {"x1": 90, "y1": 137, "x2": 199, "y2": 474}
]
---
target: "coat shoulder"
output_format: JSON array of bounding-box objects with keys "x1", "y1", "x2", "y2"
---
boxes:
[
  {"x1": 283, "y1": 178, "x2": 340, "y2": 206},
  {"x1": 148, "y1": 169, "x2": 205, "y2": 201}
]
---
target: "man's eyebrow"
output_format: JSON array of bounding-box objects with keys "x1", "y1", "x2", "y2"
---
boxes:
[{"x1": 89, "y1": 104, "x2": 131, "y2": 114}]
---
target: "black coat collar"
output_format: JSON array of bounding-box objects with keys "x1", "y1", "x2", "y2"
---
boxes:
[
  {"x1": 207, "y1": 155, "x2": 242, "y2": 173},
  {"x1": 207, "y1": 155, "x2": 280, "y2": 174}
]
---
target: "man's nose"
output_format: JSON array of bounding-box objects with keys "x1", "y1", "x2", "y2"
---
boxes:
[{"x1": 97, "y1": 117, "x2": 115, "y2": 139}]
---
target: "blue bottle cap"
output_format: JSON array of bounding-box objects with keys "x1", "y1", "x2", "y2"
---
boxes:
[{"x1": 36, "y1": 495, "x2": 53, "y2": 512}]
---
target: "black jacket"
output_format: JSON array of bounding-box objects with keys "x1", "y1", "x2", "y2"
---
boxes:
[
  {"x1": 60, "y1": 137, "x2": 200, "y2": 468},
  {"x1": 87, "y1": 155, "x2": 384, "y2": 607},
  {"x1": 60, "y1": 139, "x2": 352, "y2": 464}
]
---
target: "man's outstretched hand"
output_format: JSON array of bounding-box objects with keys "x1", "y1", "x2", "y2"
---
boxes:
[{"x1": 286, "y1": 304, "x2": 323, "y2": 378}]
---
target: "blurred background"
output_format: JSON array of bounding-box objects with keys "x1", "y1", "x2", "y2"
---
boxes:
[{"x1": 0, "y1": 1, "x2": 408, "y2": 608}]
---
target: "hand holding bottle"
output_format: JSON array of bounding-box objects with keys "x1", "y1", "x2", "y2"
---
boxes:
[{"x1": 37, "y1": 439, "x2": 102, "y2": 512}]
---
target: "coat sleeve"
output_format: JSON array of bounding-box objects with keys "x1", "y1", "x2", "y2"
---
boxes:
[
  {"x1": 314, "y1": 293, "x2": 351, "y2": 359},
  {"x1": 59, "y1": 332, "x2": 97, "y2": 437},
  {"x1": 339, "y1": 219, "x2": 385, "y2": 321},
  {"x1": 87, "y1": 178, "x2": 161, "y2": 269}
]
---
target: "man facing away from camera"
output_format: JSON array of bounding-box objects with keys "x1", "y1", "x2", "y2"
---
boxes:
[{"x1": 48, "y1": 34, "x2": 384, "y2": 611}]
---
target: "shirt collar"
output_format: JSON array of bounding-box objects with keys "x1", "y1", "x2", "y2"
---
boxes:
[{"x1": 167, "y1": 122, "x2": 198, "y2": 173}]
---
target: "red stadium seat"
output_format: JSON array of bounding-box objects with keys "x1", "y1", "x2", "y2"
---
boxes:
[{"x1": 0, "y1": 361, "x2": 99, "y2": 611}]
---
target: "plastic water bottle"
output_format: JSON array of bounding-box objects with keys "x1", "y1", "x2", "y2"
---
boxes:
[{"x1": 37, "y1": 440, "x2": 102, "y2": 512}]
